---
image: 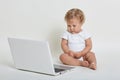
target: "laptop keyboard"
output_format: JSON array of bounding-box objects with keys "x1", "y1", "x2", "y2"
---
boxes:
[{"x1": 54, "y1": 68, "x2": 66, "y2": 73}]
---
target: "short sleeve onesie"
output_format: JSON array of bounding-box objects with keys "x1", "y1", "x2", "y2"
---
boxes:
[{"x1": 61, "y1": 29, "x2": 92, "y2": 52}]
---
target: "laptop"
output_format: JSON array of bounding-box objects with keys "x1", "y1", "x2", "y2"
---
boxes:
[{"x1": 8, "y1": 38, "x2": 75, "y2": 76}]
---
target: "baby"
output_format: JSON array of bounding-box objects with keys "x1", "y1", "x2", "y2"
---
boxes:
[{"x1": 59, "y1": 8, "x2": 97, "y2": 70}]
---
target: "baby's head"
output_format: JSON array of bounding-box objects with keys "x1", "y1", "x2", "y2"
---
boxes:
[{"x1": 65, "y1": 8, "x2": 85, "y2": 34}]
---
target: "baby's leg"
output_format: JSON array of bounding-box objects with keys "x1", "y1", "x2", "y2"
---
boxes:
[
  {"x1": 84, "y1": 52, "x2": 97, "y2": 70},
  {"x1": 60, "y1": 53, "x2": 89, "y2": 67}
]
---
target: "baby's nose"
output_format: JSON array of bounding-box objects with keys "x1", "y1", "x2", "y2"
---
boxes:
[
  {"x1": 70, "y1": 26, "x2": 74, "y2": 30},
  {"x1": 70, "y1": 27, "x2": 74, "y2": 31}
]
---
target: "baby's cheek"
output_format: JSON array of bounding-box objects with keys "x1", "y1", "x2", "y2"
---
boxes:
[
  {"x1": 75, "y1": 29, "x2": 80, "y2": 32},
  {"x1": 67, "y1": 29, "x2": 70, "y2": 32}
]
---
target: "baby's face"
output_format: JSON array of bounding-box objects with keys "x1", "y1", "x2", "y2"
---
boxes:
[{"x1": 66, "y1": 18, "x2": 82, "y2": 34}]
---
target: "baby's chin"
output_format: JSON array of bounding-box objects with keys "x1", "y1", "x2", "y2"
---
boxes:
[
  {"x1": 71, "y1": 32, "x2": 76, "y2": 34},
  {"x1": 68, "y1": 30, "x2": 79, "y2": 34},
  {"x1": 71, "y1": 31, "x2": 80, "y2": 34}
]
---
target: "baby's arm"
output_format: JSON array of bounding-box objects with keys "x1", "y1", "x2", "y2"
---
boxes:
[
  {"x1": 75, "y1": 38, "x2": 92, "y2": 58},
  {"x1": 61, "y1": 38, "x2": 74, "y2": 57}
]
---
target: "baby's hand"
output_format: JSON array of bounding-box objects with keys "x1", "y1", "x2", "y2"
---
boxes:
[
  {"x1": 68, "y1": 50, "x2": 75, "y2": 57},
  {"x1": 74, "y1": 52, "x2": 82, "y2": 59}
]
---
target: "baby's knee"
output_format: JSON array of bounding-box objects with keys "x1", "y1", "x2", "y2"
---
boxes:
[
  {"x1": 85, "y1": 52, "x2": 95, "y2": 59},
  {"x1": 88, "y1": 52, "x2": 95, "y2": 57},
  {"x1": 59, "y1": 54, "x2": 68, "y2": 61},
  {"x1": 90, "y1": 52, "x2": 95, "y2": 57}
]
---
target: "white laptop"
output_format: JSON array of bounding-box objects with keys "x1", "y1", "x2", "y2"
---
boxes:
[{"x1": 8, "y1": 38, "x2": 75, "y2": 76}]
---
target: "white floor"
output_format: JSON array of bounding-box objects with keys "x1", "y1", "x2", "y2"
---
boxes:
[{"x1": 0, "y1": 37, "x2": 120, "y2": 80}]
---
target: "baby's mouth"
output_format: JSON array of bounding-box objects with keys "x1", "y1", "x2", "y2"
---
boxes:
[{"x1": 71, "y1": 31, "x2": 75, "y2": 34}]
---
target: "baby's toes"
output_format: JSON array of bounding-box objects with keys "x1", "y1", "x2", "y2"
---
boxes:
[{"x1": 89, "y1": 63, "x2": 96, "y2": 70}]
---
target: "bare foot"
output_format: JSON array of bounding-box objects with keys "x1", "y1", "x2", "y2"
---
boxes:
[
  {"x1": 80, "y1": 61, "x2": 89, "y2": 67},
  {"x1": 89, "y1": 63, "x2": 96, "y2": 70}
]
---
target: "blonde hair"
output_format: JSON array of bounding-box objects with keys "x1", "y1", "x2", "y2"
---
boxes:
[{"x1": 65, "y1": 8, "x2": 85, "y2": 24}]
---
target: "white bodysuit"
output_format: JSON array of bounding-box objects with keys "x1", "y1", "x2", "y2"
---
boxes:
[{"x1": 62, "y1": 29, "x2": 92, "y2": 52}]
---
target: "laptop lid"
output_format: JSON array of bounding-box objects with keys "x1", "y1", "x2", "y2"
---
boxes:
[{"x1": 8, "y1": 38, "x2": 56, "y2": 75}]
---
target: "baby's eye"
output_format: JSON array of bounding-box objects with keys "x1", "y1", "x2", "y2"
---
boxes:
[
  {"x1": 67, "y1": 25, "x2": 71, "y2": 27},
  {"x1": 73, "y1": 25, "x2": 76, "y2": 27}
]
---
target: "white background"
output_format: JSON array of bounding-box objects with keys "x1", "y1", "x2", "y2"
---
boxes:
[
  {"x1": 0, "y1": 0, "x2": 120, "y2": 55},
  {"x1": 0, "y1": 0, "x2": 120, "y2": 67},
  {"x1": 0, "y1": 0, "x2": 120, "y2": 79}
]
